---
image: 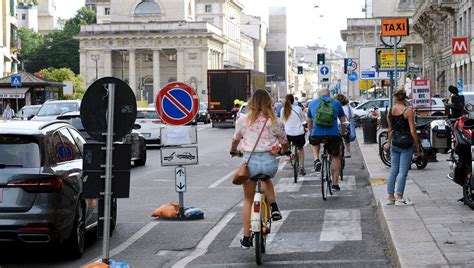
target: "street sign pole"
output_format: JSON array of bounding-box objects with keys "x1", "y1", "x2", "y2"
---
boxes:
[
  {"x1": 15, "y1": 86, "x2": 18, "y2": 113},
  {"x1": 178, "y1": 165, "x2": 185, "y2": 217},
  {"x1": 390, "y1": 42, "x2": 398, "y2": 109},
  {"x1": 102, "y1": 83, "x2": 115, "y2": 263}
]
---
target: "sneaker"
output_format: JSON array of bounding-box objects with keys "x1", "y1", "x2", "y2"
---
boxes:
[
  {"x1": 240, "y1": 236, "x2": 252, "y2": 249},
  {"x1": 314, "y1": 159, "x2": 321, "y2": 172},
  {"x1": 385, "y1": 199, "x2": 395, "y2": 205},
  {"x1": 270, "y1": 203, "x2": 282, "y2": 221},
  {"x1": 299, "y1": 166, "x2": 306, "y2": 176},
  {"x1": 331, "y1": 185, "x2": 341, "y2": 192},
  {"x1": 395, "y1": 199, "x2": 414, "y2": 206}
]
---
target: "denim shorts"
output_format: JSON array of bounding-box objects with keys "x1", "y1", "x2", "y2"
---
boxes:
[{"x1": 242, "y1": 152, "x2": 279, "y2": 179}]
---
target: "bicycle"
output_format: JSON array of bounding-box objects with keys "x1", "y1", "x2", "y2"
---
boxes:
[
  {"x1": 250, "y1": 174, "x2": 272, "y2": 265},
  {"x1": 340, "y1": 141, "x2": 345, "y2": 182},
  {"x1": 289, "y1": 142, "x2": 299, "y2": 183},
  {"x1": 320, "y1": 140, "x2": 333, "y2": 200}
]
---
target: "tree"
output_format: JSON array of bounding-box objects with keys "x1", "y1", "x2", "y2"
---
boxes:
[
  {"x1": 18, "y1": 7, "x2": 96, "y2": 74},
  {"x1": 38, "y1": 67, "x2": 85, "y2": 100}
]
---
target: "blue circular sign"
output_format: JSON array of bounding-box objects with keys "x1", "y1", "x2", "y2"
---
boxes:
[
  {"x1": 348, "y1": 72, "x2": 358, "y2": 82},
  {"x1": 320, "y1": 66, "x2": 329, "y2": 76}
]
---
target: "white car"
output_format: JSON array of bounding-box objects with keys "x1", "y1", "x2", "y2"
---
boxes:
[
  {"x1": 353, "y1": 98, "x2": 390, "y2": 118},
  {"x1": 135, "y1": 108, "x2": 164, "y2": 145}
]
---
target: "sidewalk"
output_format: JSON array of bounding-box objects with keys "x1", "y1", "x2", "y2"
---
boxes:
[{"x1": 357, "y1": 129, "x2": 474, "y2": 267}]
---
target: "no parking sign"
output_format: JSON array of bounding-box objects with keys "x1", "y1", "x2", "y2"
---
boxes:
[{"x1": 156, "y1": 82, "x2": 200, "y2": 125}]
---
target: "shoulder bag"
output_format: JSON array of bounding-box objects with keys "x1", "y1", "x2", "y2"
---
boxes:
[
  {"x1": 232, "y1": 118, "x2": 269, "y2": 185},
  {"x1": 391, "y1": 107, "x2": 413, "y2": 149}
]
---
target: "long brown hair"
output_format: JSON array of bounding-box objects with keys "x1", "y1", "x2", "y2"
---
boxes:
[
  {"x1": 283, "y1": 94, "x2": 294, "y2": 121},
  {"x1": 247, "y1": 89, "x2": 277, "y2": 125},
  {"x1": 335, "y1": 94, "x2": 348, "y2": 106}
]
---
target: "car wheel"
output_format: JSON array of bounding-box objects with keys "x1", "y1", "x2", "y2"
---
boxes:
[
  {"x1": 134, "y1": 147, "x2": 147, "y2": 166},
  {"x1": 64, "y1": 201, "x2": 85, "y2": 259}
]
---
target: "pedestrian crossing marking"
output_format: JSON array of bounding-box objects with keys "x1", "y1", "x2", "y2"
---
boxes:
[
  {"x1": 320, "y1": 209, "x2": 362, "y2": 241},
  {"x1": 275, "y1": 177, "x2": 303, "y2": 193}
]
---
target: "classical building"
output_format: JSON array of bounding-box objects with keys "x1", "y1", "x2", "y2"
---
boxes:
[
  {"x1": 413, "y1": 0, "x2": 463, "y2": 96},
  {"x1": 266, "y1": 7, "x2": 288, "y2": 100},
  {"x1": 78, "y1": 0, "x2": 265, "y2": 103}
]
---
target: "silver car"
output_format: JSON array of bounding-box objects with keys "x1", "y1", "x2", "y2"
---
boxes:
[{"x1": 0, "y1": 120, "x2": 116, "y2": 258}]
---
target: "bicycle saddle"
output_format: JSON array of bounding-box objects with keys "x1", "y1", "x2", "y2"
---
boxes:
[{"x1": 251, "y1": 174, "x2": 271, "y2": 181}]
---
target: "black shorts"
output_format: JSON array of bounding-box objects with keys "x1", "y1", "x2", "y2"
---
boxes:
[
  {"x1": 309, "y1": 136, "x2": 342, "y2": 157},
  {"x1": 287, "y1": 134, "x2": 306, "y2": 148}
]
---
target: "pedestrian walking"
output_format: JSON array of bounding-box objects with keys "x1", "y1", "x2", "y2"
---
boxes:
[
  {"x1": 2, "y1": 102, "x2": 15, "y2": 120},
  {"x1": 281, "y1": 94, "x2": 307, "y2": 175},
  {"x1": 446, "y1": 85, "x2": 465, "y2": 118},
  {"x1": 230, "y1": 89, "x2": 289, "y2": 249},
  {"x1": 383, "y1": 87, "x2": 420, "y2": 206},
  {"x1": 335, "y1": 94, "x2": 355, "y2": 158}
]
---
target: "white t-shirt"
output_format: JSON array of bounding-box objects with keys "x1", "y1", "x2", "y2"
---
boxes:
[{"x1": 281, "y1": 105, "x2": 306, "y2": 136}]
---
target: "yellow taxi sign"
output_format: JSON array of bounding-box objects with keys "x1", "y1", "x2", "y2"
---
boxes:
[{"x1": 381, "y1": 18, "x2": 409, "y2": 37}]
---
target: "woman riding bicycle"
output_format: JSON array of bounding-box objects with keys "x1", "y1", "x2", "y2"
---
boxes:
[
  {"x1": 281, "y1": 94, "x2": 307, "y2": 175},
  {"x1": 230, "y1": 89, "x2": 290, "y2": 249}
]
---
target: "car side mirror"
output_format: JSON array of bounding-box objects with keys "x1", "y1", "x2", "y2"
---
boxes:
[
  {"x1": 133, "y1": 124, "x2": 141, "y2": 130},
  {"x1": 363, "y1": 107, "x2": 367, "y2": 111},
  {"x1": 27, "y1": 115, "x2": 35, "y2": 120}
]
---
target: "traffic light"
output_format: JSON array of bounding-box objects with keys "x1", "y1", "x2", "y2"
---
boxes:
[
  {"x1": 344, "y1": 58, "x2": 349, "y2": 74},
  {"x1": 317, "y1": 53, "x2": 325, "y2": 65},
  {"x1": 297, "y1": 66, "x2": 303, "y2": 74}
]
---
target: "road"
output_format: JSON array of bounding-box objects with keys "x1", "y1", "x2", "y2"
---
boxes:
[{"x1": 0, "y1": 125, "x2": 392, "y2": 267}]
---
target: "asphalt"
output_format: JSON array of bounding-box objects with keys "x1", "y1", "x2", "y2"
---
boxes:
[{"x1": 357, "y1": 128, "x2": 474, "y2": 267}]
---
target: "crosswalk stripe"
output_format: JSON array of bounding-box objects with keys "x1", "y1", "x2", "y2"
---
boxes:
[
  {"x1": 275, "y1": 177, "x2": 303, "y2": 192},
  {"x1": 320, "y1": 209, "x2": 362, "y2": 241},
  {"x1": 229, "y1": 210, "x2": 290, "y2": 247}
]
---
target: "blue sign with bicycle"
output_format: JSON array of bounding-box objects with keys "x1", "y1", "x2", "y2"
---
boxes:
[{"x1": 348, "y1": 72, "x2": 358, "y2": 82}]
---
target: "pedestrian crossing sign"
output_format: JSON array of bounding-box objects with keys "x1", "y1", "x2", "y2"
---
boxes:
[{"x1": 10, "y1": 75, "x2": 22, "y2": 87}]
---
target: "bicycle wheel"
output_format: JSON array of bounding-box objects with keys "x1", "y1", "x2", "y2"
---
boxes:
[
  {"x1": 340, "y1": 143, "x2": 345, "y2": 181},
  {"x1": 293, "y1": 146, "x2": 299, "y2": 183},
  {"x1": 326, "y1": 156, "x2": 333, "y2": 196},
  {"x1": 321, "y1": 156, "x2": 327, "y2": 200},
  {"x1": 255, "y1": 232, "x2": 263, "y2": 265}
]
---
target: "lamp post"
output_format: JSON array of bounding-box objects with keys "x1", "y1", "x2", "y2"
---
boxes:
[{"x1": 91, "y1": 54, "x2": 100, "y2": 81}]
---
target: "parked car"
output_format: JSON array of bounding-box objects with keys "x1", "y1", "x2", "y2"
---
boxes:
[
  {"x1": 0, "y1": 120, "x2": 116, "y2": 258},
  {"x1": 16, "y1": 104, "x2": 41, "y2": 120},
  {"x1": 136, "y1": 108, "x2": 164, "y2": 145},
  {"x1": 353, "y1": 98, "x2": 390, "y2": 118},
  {"x1": 56, "y1": 112, "x2": 147, "y2": 166},
  {"x1": 177, "y1": 152, "x2": 195, "y2": 160},
  {"x1": 196, "y1": 103, "x2": 211, "y2": 124},
  {"x1": 349, "y1": 101, "x2": 359, "y2": 108},
  {"x1": 32, "y1": 100, "x2": 81, "y2": 121}
]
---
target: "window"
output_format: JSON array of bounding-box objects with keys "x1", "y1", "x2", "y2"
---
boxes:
[
  {"x1": 21, "y1": 14, "x2": 26, "y2": 20},
  {"x1": 105, "y1": 7, "x2": 110, "y2": 15},
  {"x1": 134, "y1": 0, "x2": 161, "y2": 15},
  {"x1": 67, "y1": 128, "x2": 86, "y2": 154},
  {"x1": 58, "y1": 129, "x2": 82, "y2": 161},
  {"x1": 0, "y1": 135, "x2": 41, "y2": 168},
  {"x1": 205, "y1": 4, "x2": 212, "y2": 13}
]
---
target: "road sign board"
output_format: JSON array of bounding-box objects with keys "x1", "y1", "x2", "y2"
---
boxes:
[
  {"x1": 411, "y1": 80, "x2": 431, "y2": 109},
  {"x1": 348, "y1": 72, "x2": 358, "y2": 82},
  {"x1": 452, "y1": 37, "x2": 469, "y2": 54},
  {"x1": 80, "y1": 77, "x2": 137, "y2": 142},
  {"x1": 346, "y1": 58, "x2": 352, "y2": 67},
  {"x1": 381, "y1": 17, "x2": 409, "y2": 37},
  {"x1": 10, "y1": 75, "x2": 21, "y2": 87},
  {"x1": 156, "y1": 82, "x2": 200, "y2": 126},
  {"x1": 161, "y1": 146, "x2": 199, "y2": 166},
  {"x1": 360, "y1": 47, "x2": 401, "y2": 80},
  {"x1": 376, "y1": 48, "x2": 407, "y2": 72},
  {"x1": 175, "y1": 167, "x2": 186, "y2": 193},
  {"x1": 347, "y1": 61, "x2": 358, "y2": 71},
  {"x1": 320, "y1": 65, "x2": 330, "y2": 76}
]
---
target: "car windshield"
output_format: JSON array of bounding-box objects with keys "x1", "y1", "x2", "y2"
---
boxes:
[
  {"x1": 137, "y1": 110, "x2": 160, "y2": 119},
  {"x1": 37, "y1": 102, "x2": 78, "y2": 116},
  {"x1": 0, "y1": 135, "x2": 41, "y2": 168},
  {"x1": 61, "y1": 116, "x2": 84, "y2": 130}
]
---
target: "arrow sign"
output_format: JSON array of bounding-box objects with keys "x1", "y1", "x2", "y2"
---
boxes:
[
  {"x1": 175, "y1": 167, "x2": 186, "y2": 192},
  {"x1": 320, "y1": 66, "x2": 330, "y2": 76}
]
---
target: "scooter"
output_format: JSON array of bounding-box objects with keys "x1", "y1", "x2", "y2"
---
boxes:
[{"x1": 446, "y1": 109, "x2": 474, "y2": 209}]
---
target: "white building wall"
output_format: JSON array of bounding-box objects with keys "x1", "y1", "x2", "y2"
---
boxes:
[{"x1": 17, "y1": 7, "x2": 38, "y2": 32}]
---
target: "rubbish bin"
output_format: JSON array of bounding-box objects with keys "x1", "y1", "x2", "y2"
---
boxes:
[
  {"x1": 362, "y1": 118, "x2": 378, "y2": 143},
  {"x1": 380, "y1": 111, "x2": 388, "y2": 129}
]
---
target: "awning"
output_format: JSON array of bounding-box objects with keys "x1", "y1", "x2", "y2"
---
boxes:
[
  {"x1": 0, "y1": 87, "x2": 29, "y2": 99},
  {"x1": 3, "y1": 55, "x2": 11, "y2": 62},
  {"x1": 12, "y1": 57, "x2": 19, "y2": 64}
]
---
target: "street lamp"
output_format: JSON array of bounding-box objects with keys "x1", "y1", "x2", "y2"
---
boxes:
[{"x1": 91, "y1": 54, "x2": 100, "y2": 81}]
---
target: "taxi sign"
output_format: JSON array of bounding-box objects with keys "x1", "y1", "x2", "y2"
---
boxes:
[
  {"x1": 381, "y1": 18, "x2": 409, "y2": 37},
  {"x1": 156, "y1": 82, "x2": 199, "y2": 125},
  {"x1": 376, "y1": 48, "x2": 407, "y2": 72}
]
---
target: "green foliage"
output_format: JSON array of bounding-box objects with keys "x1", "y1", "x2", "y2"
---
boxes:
[
  {"x1": 38, "y1": 68, "x2": 85, "y2": 100},
  {"x1": 19, "y1": 7, "x2": 96, "y2": 74}
]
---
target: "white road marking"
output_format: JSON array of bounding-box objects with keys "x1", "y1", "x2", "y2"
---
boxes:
[
  {"x1": 229, "y1": 210, "x2": 290, "y2": 247},
  {"x1": 275, "y1": 177, "x2": 303, "y2": 193},
  {"x1": 320, "y1": 209, "x2": 362, "y2": 241},
  {"x1": 278, "y1": 158, "x2": 286, "y2": 171},
  {"x1": 172, "y1": 212, "x2": 236, "y2": 268},
  {"x1": 342, "y1": 175, "x2": 356, "y2": 191},
  {"x1": 193, "y1": 259, "x2": 388, "y2": 267},
  {"x1": 208, "y1": 170, "x2": 236, "y2": 188},
  {"x1": 88, "y1": 221, "x2": 159, "y2": 263}
]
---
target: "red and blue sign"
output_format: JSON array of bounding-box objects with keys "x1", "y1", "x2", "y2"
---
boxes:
[{"x1": 156, "y1": 82, "x2": 199, "y2": 125}]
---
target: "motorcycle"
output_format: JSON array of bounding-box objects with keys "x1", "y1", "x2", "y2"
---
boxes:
[
  {"x1": 378, "y1": 123, "x2": 430, "y2": 169},
  {"x1": 446, "y1": 108, "x2": 474, "y2": 209}
]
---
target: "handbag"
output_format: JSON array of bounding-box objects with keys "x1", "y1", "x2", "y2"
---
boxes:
[
  {"x1": 390, "y1": 107, "x2": 413, "y2": 149},
  {"x1": 232, "y1": 118, "x2": 269, "y2": 185}
]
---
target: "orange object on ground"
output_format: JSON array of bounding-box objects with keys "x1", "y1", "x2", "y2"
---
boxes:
[
  {"x1": 151, "y1": 203, "x2": 179, "y2": 218},
  {"x1": 83, "y1": 261, "x2": 109, "y2": 268}
]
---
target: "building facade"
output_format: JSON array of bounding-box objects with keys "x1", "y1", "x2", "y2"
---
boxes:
[
  {"x1": 16, "y1": 1, "x2": 37, "y2": 31},
  {"x1": 37, "y1": 0, "x2": 57, "y2": 33},
  {"x1": 78, "y1": 0, "x2": 266, "y2": 103},
  {"x1": 266, "y1": 7, "x2": 288, "y2": 100}
]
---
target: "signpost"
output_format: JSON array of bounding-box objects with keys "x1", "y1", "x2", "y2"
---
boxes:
[
  {"x1": 360, "y1": 47, "x2": 401, "y2": 80},
  {"x1": 411, "y1": 80, "x2": 431, "y2": 109},
  {"x1": 156, "y1": 82, "x2": 199, "y2": 126},
  {"x1": 10, "y1": 75, "x2": 21, "y2": 113},
  {"x1": 175, "y1": 167, "x2": 187, "y2": 193},
  {"x1": 452, "y1": 37, "x2": 469, "y2": 55},
  {"x1": 319, "y1": 65, "x2": 330, "y2": 85}
]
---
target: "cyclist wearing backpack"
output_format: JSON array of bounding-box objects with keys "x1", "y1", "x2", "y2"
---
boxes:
[{"x1": 307, "y1": 88, "x2": 348, "y2": 192}]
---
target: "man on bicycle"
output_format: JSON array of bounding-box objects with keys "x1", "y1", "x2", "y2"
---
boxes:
[{"x1": 307, "y1": 88, "x2": 348, "y2": 192}]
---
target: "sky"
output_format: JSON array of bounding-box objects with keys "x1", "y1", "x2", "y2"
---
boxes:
[{"x1": 56, "y1": 0, "x2": 365, "y2": 51}]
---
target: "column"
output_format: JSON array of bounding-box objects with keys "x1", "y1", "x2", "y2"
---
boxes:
[
  {"x1": 201, "y1": 48, "x2": 209, "y2": 101},
  {"x1": 177, "y1": 48, "x2": 185, "y2": 82},
  {"x1": 153, "y1": 49, "x2": 161, "y2": 101},
  {"x1": 129, "y1": 49, "x2": 137, "y2": 95},
  {"x1": 103, "y1": 50, "x2": 112, "y2": 77},
  {"x1": 79, "y1": 50, "x2": 87, "y2": 87}
]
